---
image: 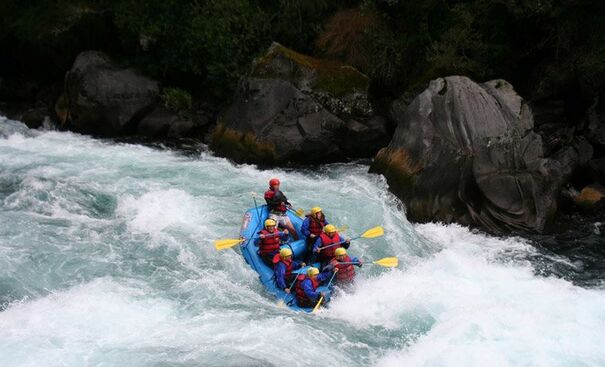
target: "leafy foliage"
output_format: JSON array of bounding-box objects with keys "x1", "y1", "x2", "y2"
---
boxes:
[{"x1": 0, "y1": 0, "x2": 604, "y2": 106}]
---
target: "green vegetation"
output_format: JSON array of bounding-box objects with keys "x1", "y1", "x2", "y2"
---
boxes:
[
  {"x1": 161, "y1": 88, "x2": 192, "y2": 113},
  {"x1": 1, "y1": 0, "x2": 604, "y2": 107},
  {"x1": 253, "y1": 43, "x2": 368, "y2": 96}
]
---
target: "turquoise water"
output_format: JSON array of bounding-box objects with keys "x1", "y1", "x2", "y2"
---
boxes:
[{"x1": 1, "y1": 116, "x2": 604, "y2": 366}]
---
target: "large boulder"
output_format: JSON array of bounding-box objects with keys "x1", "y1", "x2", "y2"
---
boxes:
[
  {"x1": 211, "y1": 42, "x2": 389, "y2": 164},
  {"x1": 370, "y1": 76, "x2": 571, "y2": 234},
  {"x1": 583, "y1": 93, "x2": 605, "y2": 157},
  {"x1": 63, "y1": 51, "x2": 159, "y2": 136}
]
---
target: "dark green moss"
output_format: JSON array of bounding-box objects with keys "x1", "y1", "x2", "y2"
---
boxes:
[
  {"x1": 211, "y1": 122, "x2": 276, "y2": 164},
  {"x1": 253, "y1": 43, "x2": 368, "y2": 97}
]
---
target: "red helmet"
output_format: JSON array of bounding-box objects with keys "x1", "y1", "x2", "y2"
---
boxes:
[{"x1": 269, "y1": 178, "x2": 280, "y2": 187}]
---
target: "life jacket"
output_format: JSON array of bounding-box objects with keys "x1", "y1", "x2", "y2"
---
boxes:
[
  {"x1": 318, "y1": 232, "x2": 341, "y2": 259},
  {"x1": 330, "y1": 255, "x2": 355, "y2": 282},
  {"x1": 307, "y1": 215, "x2": 326, "y2": 236},
  {"x1": 272, "y1": 253, "x2": 293, "y2": 278},
  {"x1": 294, "y1": 275, "x2": 320, "y2": 307},
  {"x1": 258, "y1": 229, "x2": 281, "y2": 255},
  {"x1": 264, "y1": 189, "x2": 287, "y2": 213}
]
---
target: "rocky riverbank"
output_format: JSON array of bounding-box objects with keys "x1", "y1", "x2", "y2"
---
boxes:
[{"x1": 1, "y1": 42, "x2": 603, "y2": 237}]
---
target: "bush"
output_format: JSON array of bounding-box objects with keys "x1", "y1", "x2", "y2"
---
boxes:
[{"x1": 161, "y1": 87, "x2": 192, "y2": 112}]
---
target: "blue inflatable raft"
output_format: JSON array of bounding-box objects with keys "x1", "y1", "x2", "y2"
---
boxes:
[{"x1": 239, "y1": 205, "x2": 332, "y2": 312}]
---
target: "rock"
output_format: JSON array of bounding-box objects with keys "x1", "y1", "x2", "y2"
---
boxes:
[
  {"x1": 589, "y1": 158, "x2": 605, "y2": 184},
  {"x1": 17, "y1": 106, "x2": 49, "y2": 129},
  {"x1": 584, "y1": 93, "x2": 605, "y2": 157},
  {"x1": 137, "y1": 107, "x2": 179, "y2": 137},
  {"x1": 211, "y1": 42, "x2": 388, "y2": 164},
  {"x1": 371, "y1": 76, "x2": 565, "y2": 234},
  {"x1": 64, "y1": 51, "x2": 159, "y2": 136}
]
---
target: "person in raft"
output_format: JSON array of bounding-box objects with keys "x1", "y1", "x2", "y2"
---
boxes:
[
  {"x1": 258, "y1": 218, "x2": 289, "y2": 266},
  {"x1": 294, "y1": 266, "x2": 337, "y2": 308},
  {"x1": 325, "y1": 247, "x2": 362, "y2": 285},
  {"x1": 301, "y1": 206, "x2": 328, "y2": 262},
  {"x1": 313, "y1": 224, "x2": 350, "y2": 267},
  {"x1": 264, "y1": 178, "x2": 298, "y2": 240},
  {"x1": 273, "y1": 248, "x2": 305, "y2": 293}
]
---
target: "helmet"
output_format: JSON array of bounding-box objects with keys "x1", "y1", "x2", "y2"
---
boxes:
[
  {"x1": 269, "y1": 178, "x2": 280, "y2": 187},
  {"x1": 280, "y1": 248, "x2": 293, "y2": 258},
  {"x1": 264, "y1": 218, "x2": 277, "y2": 227},
  {"x1": 335, "y1": 248, "x2": 347, "y2": 256},
  {"x1": 311, "y1": 206, "x2": 322, "y2": 216},
  {"x1": 307, "y1": 267, "x2": 319, "y2": 276},
  {"x1": 324, "y1": 224, "x2": 336, "y2": 233}
]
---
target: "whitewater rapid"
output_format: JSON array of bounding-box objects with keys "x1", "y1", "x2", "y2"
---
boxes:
[{"x1": 1, "y1": 117, "x2": 604, "y2": 367}]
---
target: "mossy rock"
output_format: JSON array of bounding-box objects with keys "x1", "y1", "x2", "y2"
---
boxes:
[
  {"x1": 252, "y1": 42, "x2": 369, "y2": 98},
  {"x1": 211, "y1": 122, "x2": 277, "y2": 164}
]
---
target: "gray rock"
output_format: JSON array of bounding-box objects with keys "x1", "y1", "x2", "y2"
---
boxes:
[
  {"x1": 64, "y1": 51, "x2": 159, "y2": 136},
  {"x1": 589, "y1": 158, "x2": 605, "y2": 184},
  {"x1": 17, "y1": 106, "x2": 49, "y2": 129},
  {"x1": 137, "y1": 107, "x2": 178, "y2": 137},
  {"x1": 211, "y1": 42, "x2": 388, "y2": 164},
  {"x1": 371, "y1": 76, "x2": 564, "y2": 234},
  {"x1": 584, "y1": 94, "x2": 605, "y2": 155}
]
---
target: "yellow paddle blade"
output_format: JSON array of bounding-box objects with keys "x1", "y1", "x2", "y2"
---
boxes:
[
  {"x1": 214, "y1": 238, "x2": 244, "y2": 250},
  {"x1": 360, "y1": 226, "x2": 384, "y2": 239},
  {"x1": 295, "y1": 208, "x2": 305, "y2": 217},
  {"x1": 312, "y1": 296, "x2": 324, "y2": 313},
  {"x1": 372, "y1": 257, "x2": 398, "y2": 268}
]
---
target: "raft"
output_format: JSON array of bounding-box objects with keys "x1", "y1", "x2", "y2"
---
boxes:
[{"x1": 239, "y1": 205, "x2": 332, "y2": 312}]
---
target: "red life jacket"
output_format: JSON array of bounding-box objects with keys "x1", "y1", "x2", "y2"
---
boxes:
[
  {"x1": 318, "y1": 232, "x2": 341, "y2": 259},
  {"x1": 330, "y1": 255, "x2": 355, "y2": 282},
  {"x1": 294, "y1": 274, "x2": 320, "y2": 307},
  {"x1": 264, "y1": 189, "x2": 287, "y2": 213},
  {"x1": 258, "y1": 229, "x2": 281, "y2": 255},
  {"x1": 272, "y1": 253, "x2": 293, "y2": 278},
  {"x1": 307, "y1": 215, "x2": 326, "y2": 236}
]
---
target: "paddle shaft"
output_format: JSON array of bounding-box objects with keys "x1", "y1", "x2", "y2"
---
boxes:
[
  {"x1": 312, "y1": 270, "x2": 337, "y2": 312},
  {"x1": 317, "y1": 236, "x2": 357, "y2": 251}
]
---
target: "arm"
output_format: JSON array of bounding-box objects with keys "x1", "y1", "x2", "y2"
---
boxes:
[
  {"x1": 275, "y1": 263, "x2": 287, "y2": 289},
  {"x1": 317, "y1": 269, "x2": 334, "y2": 283},
  {"x1": 302, "y1": 279, "x2": 321, "y2": 301},
  {"x1": 278, "y1": 191, "x2": 291, "y2": 207},
  {"x1": 301, "y1": 218, "x2": 311, "y2": 237},
  {"x1": 313, "y1": 237, "x2": 322, "y2": 252},
  {"x1": 351, "y1": 257, "x2": 361, "y2": 267},
  {"x1": 280, "y1": 231, "x2": 289, "y2": 241}
]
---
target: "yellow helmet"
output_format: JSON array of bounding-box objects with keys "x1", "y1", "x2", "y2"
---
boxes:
[
  {"x1": 324, "y1": 224, "x2": 336, "y2": 233},
  {"x1": 311, "y1": 206, "x2": 322, "y2": 216},
  {"x1": 280, "y1": 248, "x2": 292, "y2": 258},
  {"x1": 264, "y1": 219, "x2": 276, "y2": 227},
  {"x1": 335, "y1": 247, "x2": 347, "y2": 257},
  {"x1": 307, "y1": 267, "x2": 319, "y2": 276}
]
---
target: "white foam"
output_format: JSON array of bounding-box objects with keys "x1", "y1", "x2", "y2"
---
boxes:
[{"x1": 326, "y1": 223, "x2": 605, "y2": 366}]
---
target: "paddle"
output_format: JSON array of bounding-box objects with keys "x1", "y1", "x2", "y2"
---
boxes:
[
  {"x1": 214, "y1": 231, "x2": 287, "y2": 251},
  {"x1": 214, "y1": 238, "x2": 245, "y2": 250},
  {"x1": 317, "y1": 226, "x2": 384, "y2": 252},
  {"x1": 277, "y1": 268, "x2": 305, "y2": 308},
  {"x1": 337, "y1": 257, "x2": 399, "y2": 268},
  {"x1": 312, "y1": 270, "x2": 337, "y2": 313}
]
